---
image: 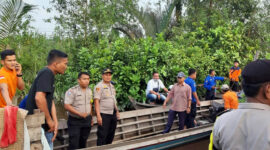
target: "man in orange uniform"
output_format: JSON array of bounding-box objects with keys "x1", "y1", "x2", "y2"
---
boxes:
[
  {"x1": 221, "y1": 84, "x2": 238, "y2": 109},
  {"x1": 0, "y1": 50, "x2": 25, "y2": 107},
  {"x1": 229, "y1": 60, "x2": 241, "y2": 92}
]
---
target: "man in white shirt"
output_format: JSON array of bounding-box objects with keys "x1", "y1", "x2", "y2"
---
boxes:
[
  {"x1": 209, "y1": 59, "x2": 270, "y2": 150},
  {"x1": 146, "y1": 72, "x2": 169, "y2": 104}
]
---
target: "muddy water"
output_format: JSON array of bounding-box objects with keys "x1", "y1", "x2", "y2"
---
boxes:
[{"x1": 169, "y1": 136, "x2": 210, "y2": 150}]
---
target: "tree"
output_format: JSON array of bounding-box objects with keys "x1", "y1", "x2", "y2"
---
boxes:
[
  {"x1": 49, "y1": 0, "x2": 185, "y2": 40},
  {"x1": 0, "y1": 0, "x2": 34, "y2": 40},
  {"x1": 48, "y1": 0, "x2": 137, "y2": 45},
  {"x1": 115, "y1": 0, "x2": 183, "y2": 38}
]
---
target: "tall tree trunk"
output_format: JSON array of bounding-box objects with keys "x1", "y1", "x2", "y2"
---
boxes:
[
  {"x1": 207, "y1": 0, "x2": 213, "y2": 28},
  {"x1": 175, "y1": 0, "x2": 182, "y2": 22}
]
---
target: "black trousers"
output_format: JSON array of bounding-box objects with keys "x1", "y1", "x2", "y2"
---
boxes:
[
  {"x1": 163, "y1": 110, "x2": 186, "y2": 133},
  {"x1": 185, "y1": 102, "x2": 197, "y2": 128},
  {"x1": 230, "y1": 81, "x2": 240, "y2": 92},
  {"x1": 67, "y1": 115, "x2": 92, "y2": 150},
  {"x1": 97, "y1": 112, "x2": 117, "y2": 146},
  {"x1": 205, "y1": 89, "x2": 215, "y2": 100}
]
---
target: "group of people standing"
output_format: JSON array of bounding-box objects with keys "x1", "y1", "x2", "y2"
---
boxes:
[
  {"x1": 0, "y1": 49, "x2": 119, "y2": 150},
  {"x1": 64, "y1": 68, "x2": 119, "y2": 149},
  {"x1": 0, "y1": 48, "x2": 243, "y2": 150},
  {"x1": 146, "y1": 60, "x2": 242, "y2": 133}
]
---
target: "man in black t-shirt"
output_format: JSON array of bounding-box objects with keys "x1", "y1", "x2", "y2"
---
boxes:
[{"x1": 26, "y1": 49, "x2": 68, "y2": 150}]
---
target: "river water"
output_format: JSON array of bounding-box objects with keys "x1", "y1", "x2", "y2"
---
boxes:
[{"x1": 169, "y1": 136, "x2": 210, "y2": 150}]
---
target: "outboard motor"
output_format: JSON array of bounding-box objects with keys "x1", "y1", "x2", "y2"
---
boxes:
[{"x1": 209, "y1": 101, "x2": 225, "y2": 123}]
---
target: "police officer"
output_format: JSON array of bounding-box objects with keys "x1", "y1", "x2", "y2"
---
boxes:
[
  {"x1": 64, "y1": 72, "x2": 93, "y2": 150},
  {"x1": 94, "y1": 68, "x2": 120, "y2": 146}
]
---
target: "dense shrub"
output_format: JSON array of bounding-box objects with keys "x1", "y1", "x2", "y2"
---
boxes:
[
  {"x1": 57, "y1": 23, "x2": 256, "y2": 111},
  {"x1": 1, "y1": 23, "x2": 257, "y2": 111}
]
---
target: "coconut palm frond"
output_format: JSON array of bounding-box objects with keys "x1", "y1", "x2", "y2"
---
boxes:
[{"x1": 0, "y1": 0, "x2": 35, "y2": 39}]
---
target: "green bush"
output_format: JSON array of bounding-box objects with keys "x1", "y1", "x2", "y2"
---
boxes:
[
  {"x1": 1, "y1": 22, "x2": 257, "y2": 110},
  {"x1": 57, "y1": 23, "x2": 256, "y2": 111}
]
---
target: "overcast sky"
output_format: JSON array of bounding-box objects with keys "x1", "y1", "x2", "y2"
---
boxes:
[{"x1": 23, "y1": 0, "x2": 164, "y2": 36}]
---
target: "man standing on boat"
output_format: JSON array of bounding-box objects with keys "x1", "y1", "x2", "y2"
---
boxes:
[
  {"x1": 94, "y1": 68, "x2": 120, "y2": 146},
  {"x1": 162, "y1": 72, "x2": 192, "y2": 133},
  {"x1": 64, "y1": 72, "x2": 93, "y2": 150},
  {"x1": 229, "y1": 60, "x2": 241, "y2": 92},
  {"x1": 146, "y1": 72, "x2": 169, "y2": 104},
  {"x1": 209, "y1": 59, "x2": 270, "y2": 150},
  {"x1": 204, "y1": 69, "x2": 225, "y2": 100},
  {"x1": 26, "y1": 50, "x2": 68, "y2": 150},
  {"x1": 184, "y1": 69, "x2": 200, "y2": 128}
]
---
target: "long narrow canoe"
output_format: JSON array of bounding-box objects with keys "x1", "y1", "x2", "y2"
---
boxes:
[
  {"x1": 129, "y1": 93, "x2": 224, "y2": 110},
  {"x1": 54, "y1": 100, "x2": 223, "y2": 150},
  {"x1": 85, "y1": 124, "x2": 213, "y2": 150}
]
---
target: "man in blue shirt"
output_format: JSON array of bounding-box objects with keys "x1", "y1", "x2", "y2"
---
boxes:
[
  {"x1": 185, "y1": 69, "x2": 201, "y2": 128},
  {"x1": 204, "y1": 69, "x2": 225, "y2": 100}
]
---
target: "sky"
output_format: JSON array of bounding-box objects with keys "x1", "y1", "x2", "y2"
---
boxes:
[
  {"x1": 23, "y1": 0, "x2": 57, "y2": 36},
  {"x1": 23, "y1": 0, "x2": 164, "y2": 36}
]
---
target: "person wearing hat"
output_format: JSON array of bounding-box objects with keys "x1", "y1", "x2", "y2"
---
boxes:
[
  {"x1": 229, "y1": 60, "x2": 242, "y2": 92},
  {"x1": 146, "y1": 71, "x2": 169, "y2": 104},
  {"x1": 64, "y1": 72, "x2": 94, "y2": 150},
  {"x1": 162, "y1": 72, "x2": 192, "y2": 133},
  {"x1": 94, "y1": 68, "x2": 120, "y2": 146},
  {"x1": 209, "y1": 59, "x2": 270, "y2": 150},
  {"x1": 221, "y1": 84, "x2": 238, "y2": 110},
  {"x1": 204, "y1": 69, "x2": 225, "y2": 100}
]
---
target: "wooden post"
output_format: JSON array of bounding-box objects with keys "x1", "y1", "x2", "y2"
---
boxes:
[{"x1": 25, "y1": 109, "x2": 45, "y2": 150}]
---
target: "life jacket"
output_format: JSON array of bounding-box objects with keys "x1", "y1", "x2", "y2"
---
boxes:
[{"x1": 229, "y1": 67, "x2": 241, "y2": 82}]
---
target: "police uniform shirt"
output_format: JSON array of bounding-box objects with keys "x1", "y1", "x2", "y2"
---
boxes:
[
  {"x1": 94, "y1": 81, "x2": 116, "y2": 115},
  {"x1": 212, "y1": 103, "x2": 270, "y2": 150},
  {"x1": 64, "y1": 85, "x2": 92, "y2": 118}
]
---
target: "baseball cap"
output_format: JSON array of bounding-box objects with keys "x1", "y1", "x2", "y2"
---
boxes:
[
  {"x1": 242, "y1": 59, "x2": 270, "y2": 84},
  {"x1": 102, "y1": 68, "x2": 113, "y2": 74},
  {"x1": 221, "y1": 84, "x2": 229, "y2": 90},
  {"x1": 177, "y1": 72, "x2": 185, "y2": 78}
]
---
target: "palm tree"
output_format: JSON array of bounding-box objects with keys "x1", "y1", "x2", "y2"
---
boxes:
[
  {"x1": 114, "y1": 0, "x2": 184, "y2": 39},
  {"x1": 0, "y1": 0, "x2": 35, "y2": 39}
]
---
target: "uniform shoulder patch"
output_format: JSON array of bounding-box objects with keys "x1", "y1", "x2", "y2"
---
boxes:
[
  {"x1": 67, "y1": 91, "x2": 72, "y2": 95},
  {"x1": 96, "y1": 87, "x2": 100, "y2": 92}
]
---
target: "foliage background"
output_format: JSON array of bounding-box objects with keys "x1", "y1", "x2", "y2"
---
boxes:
[{"x1": 0, "y1": 0, "x2": 269, "y2": 111}]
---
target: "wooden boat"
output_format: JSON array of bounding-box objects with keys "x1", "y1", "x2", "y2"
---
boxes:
[
  {"x1": 128, "y1": 96, "x2": 162, "y2": 110},
  {"x1": 129, "y1": 93, "x2": 224, "y2": 110},
  {"x1": 54, "y1": 100, "x2": 223, "y2": 150},
  {"x1": 86, "y1": 124, "x2": 213, "y2": 150}
]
